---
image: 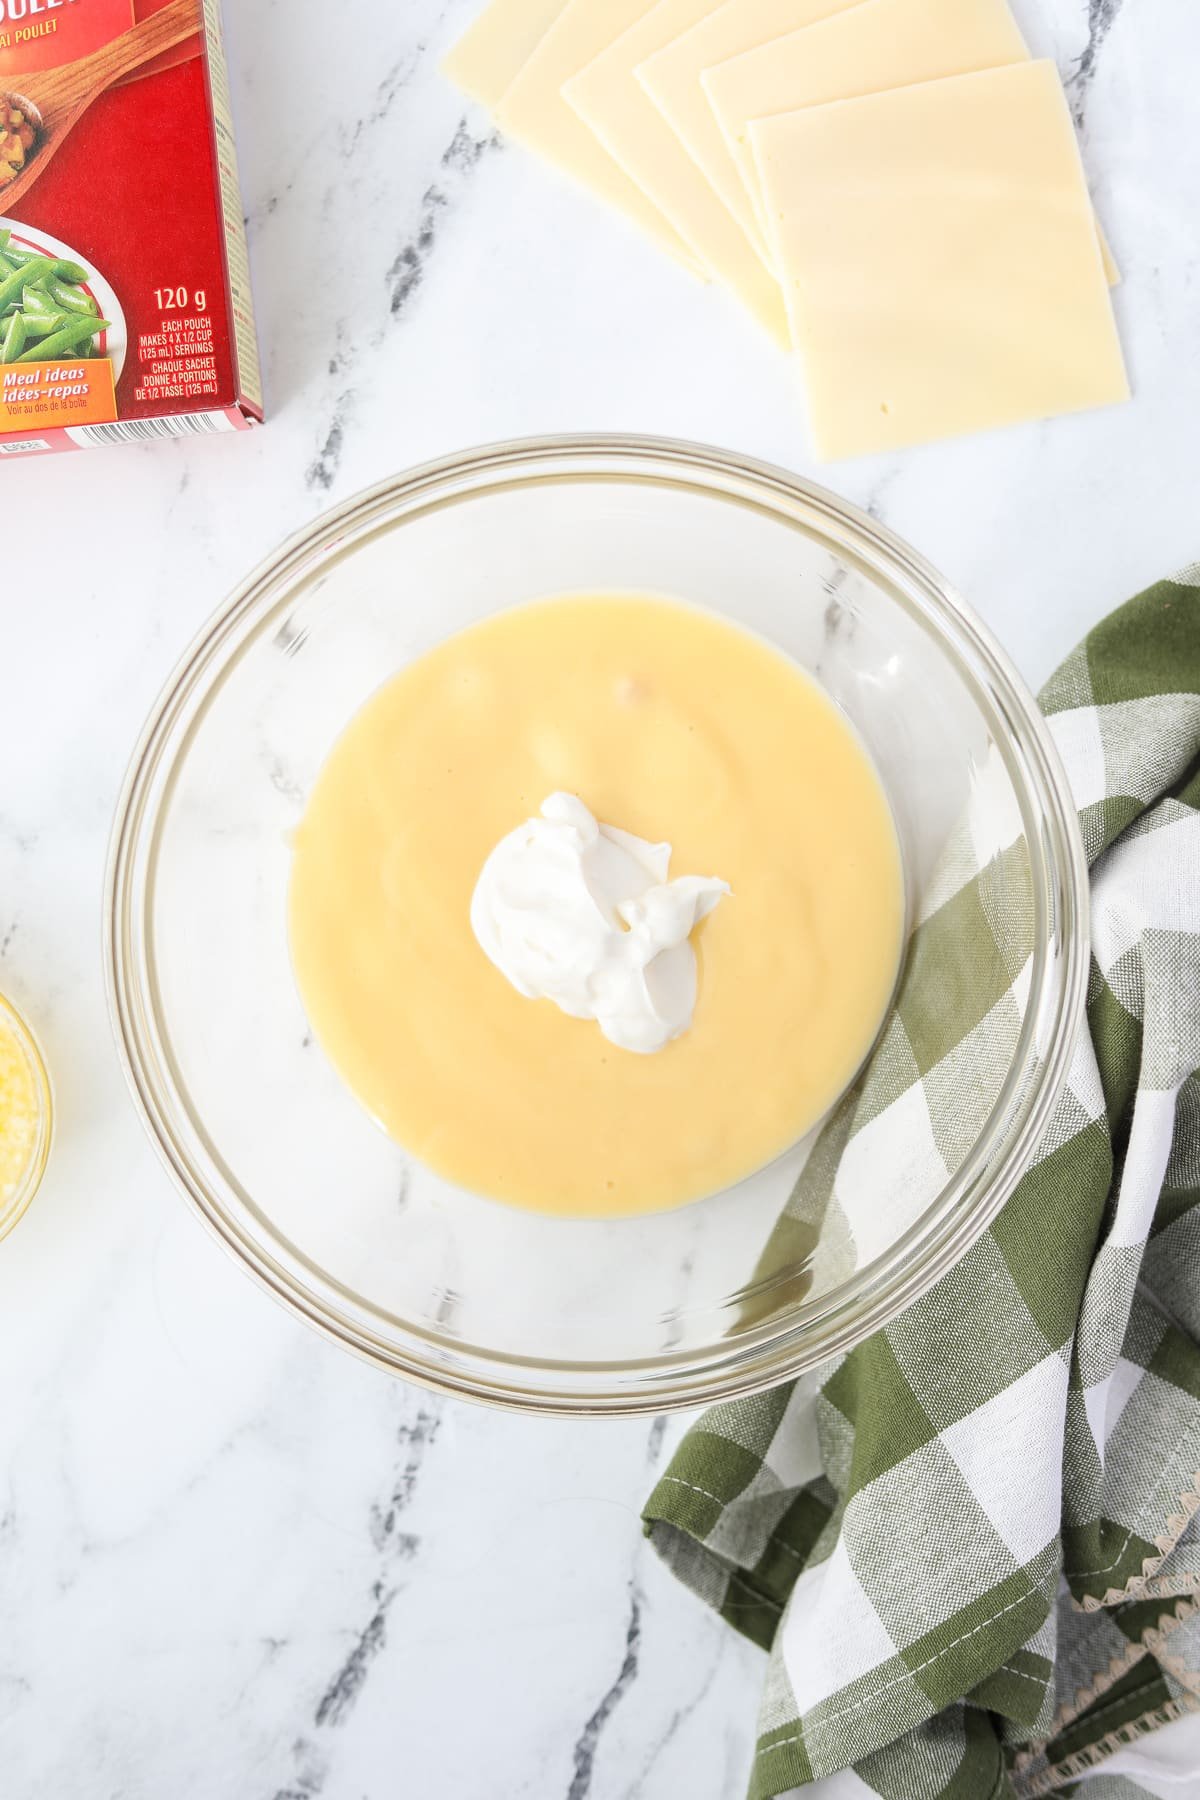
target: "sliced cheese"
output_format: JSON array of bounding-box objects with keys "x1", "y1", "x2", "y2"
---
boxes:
[
  {"x1": 701, "y1": 0, "x2": 1119, "y2": 286},
  {"x1": 495, "y1": 0, "x2": 703, "y2": 272},
  {"x1": 443, "y1": 0, "x2": 571, "y2": 107},
  {"x1": 705, "y1": 0, "x2": 1028, "y2": 245},
  {"x1": 564, "y1": 0, "x2": 789, "y2": 344},
  {"x1": 751, "y1": 62, "x2": 1129, "y2": 460},
  {"x1": 637, "y1": 0, "x2": 862, "y2": 267}
]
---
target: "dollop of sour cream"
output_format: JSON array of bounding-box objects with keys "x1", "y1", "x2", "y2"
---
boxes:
[{"x1": 470, "y1": 793, "x2": 730, "y2": 1055}]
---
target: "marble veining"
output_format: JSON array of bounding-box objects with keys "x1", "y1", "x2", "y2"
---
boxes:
[
  {"x1": 567, "y1": 1586, "x2": 645, "y2": 1800},
  {"x1": 1, "y1": 0, "x2": 1197, "y2": 1794},
  {"x1": 263, "y1": 1399, "x2": 446, "y2": 1797},
  {"x1": 307, "y1": 113, "x2": 501, "y2": 494},
  {"x1": 1068, "y1": 0, "x2": 1126, "y2": 120},
  {"x1": 388, "y1": 123, "x2": 501, "y2": 326}
]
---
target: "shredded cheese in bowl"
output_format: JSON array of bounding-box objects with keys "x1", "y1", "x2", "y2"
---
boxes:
[{"x1": 0, "y1": 996, "x2": 51, "y2": 1237}]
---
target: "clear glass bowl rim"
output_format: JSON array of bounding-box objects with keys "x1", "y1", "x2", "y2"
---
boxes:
[{"x1": 104, "y1": 433, "x2": 1090, "y2": 1416}]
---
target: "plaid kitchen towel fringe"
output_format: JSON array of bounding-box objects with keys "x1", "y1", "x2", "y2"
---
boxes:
[{"x1": 645, "y1": 571, "x2": 1200, "y2": 1799}]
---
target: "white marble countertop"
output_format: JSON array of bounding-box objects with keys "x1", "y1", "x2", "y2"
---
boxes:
[{"x1": 1, "y1": 1, "x2": 1197, "y2": 1795}]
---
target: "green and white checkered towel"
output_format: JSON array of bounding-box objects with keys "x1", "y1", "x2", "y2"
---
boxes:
[{"x1": 645, "y1": 571, "x2": 1200, "y2": 1799}]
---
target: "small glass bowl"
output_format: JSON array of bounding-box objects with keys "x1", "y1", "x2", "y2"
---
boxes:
[
  {"x1": 0, "y1": 992, "x2": 53, "y2": 1243},
  {"x1": 105, "y1": 436, "x2": 1088, "y2": 1415}
]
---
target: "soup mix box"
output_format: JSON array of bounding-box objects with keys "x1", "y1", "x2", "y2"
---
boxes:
[{"x1": 0, "y1": 0, "x2": 261, "y2": 457}]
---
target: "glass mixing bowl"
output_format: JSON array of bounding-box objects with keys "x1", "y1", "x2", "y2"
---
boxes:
[{"x1": 105, "y1": 437, "x2": 1087, "y2": 1414}]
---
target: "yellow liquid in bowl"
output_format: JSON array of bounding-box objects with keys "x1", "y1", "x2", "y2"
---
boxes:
[{"x1": 289, "y1": 593, "x2": 905, "y2": 1217}]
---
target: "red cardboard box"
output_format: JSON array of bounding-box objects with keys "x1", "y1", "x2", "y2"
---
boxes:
[{"x1": 0, "y1": 0, "x2": 261, "y2": 456}]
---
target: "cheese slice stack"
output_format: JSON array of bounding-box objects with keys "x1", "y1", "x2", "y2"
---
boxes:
[
  {"x1": 564, "y1": 0, "x2": 790, "y2": 346},
  {"x1": 443, "y1": 0, "x2": 1130, "y2": 459},
  {"x1": 489, "y1": 0, "x2": 703, "y2": 272},
  {"x1": 703, "y1": 0, "x2": 1029, "y2": 246},
  {"x1": 442, "y1": 0, "x2": 571, "y2": 106},
  {"x1": 637, "y1": 0, "x2": 865, "y2": 267},
  {"x1": 696, "y1": 0, "x2": 1121, "y2": 288},
  {"x1": 751, "y1": 60, "x2": 1129, "y2": 459}
]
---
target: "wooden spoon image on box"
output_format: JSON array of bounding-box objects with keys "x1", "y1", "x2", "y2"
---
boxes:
[{"x1": 0, "y1": 0, "x2": 200, "y2": 211}]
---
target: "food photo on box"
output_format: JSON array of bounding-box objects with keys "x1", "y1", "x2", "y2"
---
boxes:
[
  {"x1": 0, "y1": 0, "x2": 260, "y2": 454},
  {"x1": 1, "y1": 2, "x2": 1199, "y2": 1798}
]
